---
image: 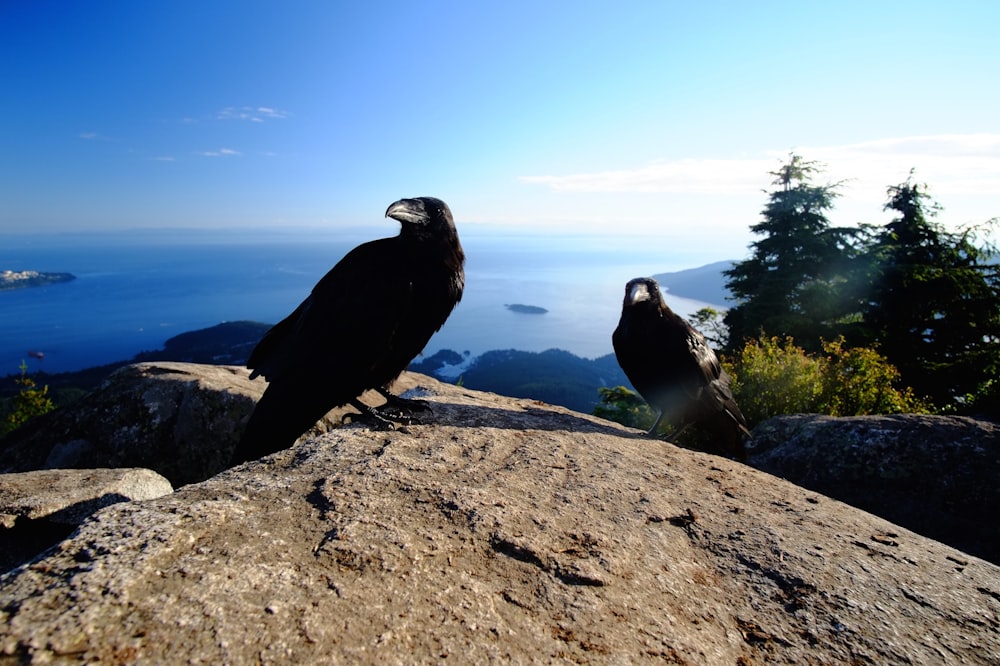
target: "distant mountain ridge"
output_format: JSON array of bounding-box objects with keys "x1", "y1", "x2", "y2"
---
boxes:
[{"x1": 653, "y1": 259, "x2": 735, "y2": 306}]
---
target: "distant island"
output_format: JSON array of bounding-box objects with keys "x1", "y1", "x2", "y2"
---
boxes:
[
  {"x1": 505, "y1": 304, "x2": 548, "y2": 315},
  {"x1": 0, "y1": 270, "x2": 75, "y2": 292}
]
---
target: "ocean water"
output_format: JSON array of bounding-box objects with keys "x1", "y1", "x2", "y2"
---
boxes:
[{"x1": 0, "y1": 229, "x2": 722, "y2": 375}]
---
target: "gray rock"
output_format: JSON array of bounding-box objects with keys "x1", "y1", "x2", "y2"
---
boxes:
[
  {"x1": 0, "y1": 362, "x2": 263, "y2": 487},
  {"x1": 0, "y1": 362, "x2": 424, "y2": 488},
  {"x1": 0, "y1": 468, "x2": 173, "y2": 573},
  {"x1": 749, "y1": 414, "x2": 1000, "y2": 564},
  {"x1": 1, "y1": 373, "x2": 997, "y2": 664},
  {"x1": 0, "y1": 467, "x2": 173, "y2": 527}
]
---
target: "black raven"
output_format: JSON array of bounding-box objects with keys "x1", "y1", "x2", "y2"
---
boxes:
[
  {"x1": 231, "y1": 197, "x2": 464, "y2": 464},
  {"x1": 612, "y1": 277, "x2": 749, "y2": 460}
]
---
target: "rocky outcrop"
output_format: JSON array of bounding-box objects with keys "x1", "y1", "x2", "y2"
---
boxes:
[
  {"x1": 1, "y1": 369, "x2": 998, "y2": 664},
  {"x1": 749, "y1": 414, "x2": 1000, "y2": 565},
  {"x1": 0, "y1": 468, "x2": 172, "y2": 573},
  {"x1": 0, "y1": 362, "x2": 419, "y2": 488},
  {"x1": 0, "y1": 363, "x2": 266, "y2": 487}
]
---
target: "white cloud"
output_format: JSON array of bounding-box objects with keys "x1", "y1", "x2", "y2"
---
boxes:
[
  {"x1": 794, "y1": 135, "x2": 1000, "y2": 201},
  {"x1": 520, "y1": 134, "x2": 1000, "y2": 202},
  {"x1": 520, "y1": 158, "x2": 772, "y2": 195},
  {"x1": 199, "y1": 148, "x2": 241, "y2": 157},
  {"x1": 152, "y1": 156, "x2": 175, "y2": 162},
  {"x1": 216, "y1": 106, "x2": 289, "y2": 122}
]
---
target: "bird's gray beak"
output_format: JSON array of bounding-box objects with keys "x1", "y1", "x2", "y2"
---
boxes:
[
  {"x1": 385, "y1": 198, "x2": 428, "y2": 225},
  {"x1": 628, "y1": 282, "x2": 651, "y2": 305}
]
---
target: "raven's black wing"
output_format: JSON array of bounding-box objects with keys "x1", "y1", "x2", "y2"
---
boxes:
[
  {"x1": 246, "y1": 237, "x2": 412, "y2": 387},
  {"x1": 233, "y1": 237, "x2": 417, "y2": 463}
]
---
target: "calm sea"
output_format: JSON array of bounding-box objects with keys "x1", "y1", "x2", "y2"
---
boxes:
[{"x1": 0, "y1": 229, "x2": 722, "y2": 375}]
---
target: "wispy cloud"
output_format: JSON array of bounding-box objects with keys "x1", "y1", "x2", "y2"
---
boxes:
[
  {"x1": 199, "y1": 148, "x2": 242, "y2": 157},
  {"x1": 797, "y1": 134, "x2": 1000, "y2": 200},
  {"x1": 152, "y1": 156, "x2": 176, "y2": 162},
  {"x1": 520, "y1": 134, "x2": 1000, "y2": 201},
  {"x1": 216, "y1": 106, "x2": 289, "y2": 122},
  {"x1": 520, "y1": 158, "x2": 772, "y2": 195}
]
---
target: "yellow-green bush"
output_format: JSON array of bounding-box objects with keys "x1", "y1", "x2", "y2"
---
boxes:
[
  {"x1": 724, "y1": 336, "x2": 824, "y2": 426},
  {"x1": 817, "y1": 337, "x2": 929, "y2": 416},
  {"x1": 725, "y1": 335, "x2": 927, "y2": 427},
  {"x1": 595, "y1": 336, "x2": 927, "y2": 432}
]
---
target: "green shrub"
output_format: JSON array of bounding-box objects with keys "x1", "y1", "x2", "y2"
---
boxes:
[
  {"x1": 595, "y1": 335, "x2": 927, "y2": 432},
  {"x1": 1, "y1": 361, "x2": 56, "y2": 436},
  {"x1": 725, "y1": 335, "x2": 928, "y2": 427},
  {"x1": 724, "y1": 336, "x2": 824, "y2": 426},
  {"x1": 593, "y1": 386, "x2": 656, "y2": 431},
  {"x1": 817, "y1": 337, "x2": 929, "y2": 416}
]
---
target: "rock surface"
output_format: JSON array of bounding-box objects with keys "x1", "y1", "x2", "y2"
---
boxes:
[
  {"x1": 0, "y1": 468, "x2": 173, "y2": 528},
  {"x1": 0, "y1": 362, "x2": 420, "y2": 488},
  {"x1": 0, "y1": 468, "x2": 173, "y2": 573},
  {"x1": 750, "y1": 414, "x2": 1000, "y2": 565},
  {"x1": 2, "y1": 370, "x2": 998, "y2": 664},
  {"x1": 0, "y1": 362, "x2": 258, "y2": 487}
]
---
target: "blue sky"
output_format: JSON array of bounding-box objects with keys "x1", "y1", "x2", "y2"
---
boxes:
[{"x1": 2, "y1": 0, "x2": 998, "y2": 261}]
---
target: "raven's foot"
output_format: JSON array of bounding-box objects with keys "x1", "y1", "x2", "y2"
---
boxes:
[
  {"x1": 375, "y1": 388, "x2": 431, "y2": 421},
  {"x1": 343, "y1": 400, "x2": 398, "y2": 430},
  {"x1": 654, "y1": 423, "x2": 693, "y2": 442},
  {"x1": 344, "y1": 399, "x2": 424, "y2": 429}
]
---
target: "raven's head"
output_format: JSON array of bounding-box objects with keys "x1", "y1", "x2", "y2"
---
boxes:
[
  {"x1": 623, "y1": 277, "x2": 666, "y2": 310},
  {"x1": 386, "y1": 197, "x2": 455, "y2": 238}
]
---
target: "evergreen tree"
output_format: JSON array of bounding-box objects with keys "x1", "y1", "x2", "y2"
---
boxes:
[
  {"x1": 861, "y1": 175, "x2": 1000, "y2": 408},
  {"x1": 1, "y1": 361, "x2": 55, "y2": 435},
  {"x1": 723, "y1": 154, "x2": 863, "y2": 352}
]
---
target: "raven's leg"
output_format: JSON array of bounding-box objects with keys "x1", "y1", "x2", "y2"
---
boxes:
[
  {"x1": 375, "y1": 386, "x2": 431, "y2": 415},
  {"x1": 660, "y1": 422, "x2": 694, "y2": 442},
  {"x1": 646, "y1": 410, "x2": 665, "y2": 436}
]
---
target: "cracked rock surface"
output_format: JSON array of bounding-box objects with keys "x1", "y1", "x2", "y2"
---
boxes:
[{"x1": 1, "y1": 370, "x2": 998, "y2": 664}]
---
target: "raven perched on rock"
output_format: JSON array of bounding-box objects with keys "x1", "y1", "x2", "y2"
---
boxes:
[
  {"x1": 612, "y1": 277, "x2": 749, "y2": 460},
  {"x1": 231, "y1": 197, "x2": 464, "y2": 464}
]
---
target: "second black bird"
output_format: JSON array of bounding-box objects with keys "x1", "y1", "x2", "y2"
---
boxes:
[
  {"x1": 612, "y1": 277, "x2": 749, "y2": 460},
  {"x1": 231, "y1": 196, "x2": 465, "y2": 465}
]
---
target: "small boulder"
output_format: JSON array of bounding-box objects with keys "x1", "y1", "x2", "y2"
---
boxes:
[{"x1": 0, "y1": 467, "x2": 172, "y2": 572}]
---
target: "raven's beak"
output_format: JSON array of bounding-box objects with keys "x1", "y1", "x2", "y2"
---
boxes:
[
  {"x1": 628, "y1": 282, "x2": 651, "y2": 305},
  {"x1": 385, "y1": 198, "x2": 428, "y2": 225}
]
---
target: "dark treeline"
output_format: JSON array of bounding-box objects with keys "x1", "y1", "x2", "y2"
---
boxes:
[{"x1": 722, "y1": 153, "x2": 1000, "y2": 413}]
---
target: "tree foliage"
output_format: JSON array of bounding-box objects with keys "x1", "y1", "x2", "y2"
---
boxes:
[
  {"x1": 720, "y1": 157, "x2": 1000, "y2": 414},
  {"x1": 724, "y1": 154, "x2": 865, "y2": 352},
  {"x1": 592, "y1": 386, "x2": 656, "y2": 430},
  {"x1": 859, "y1": 175, "x2": 1000, "y2": 407},
  {"x1": 1, "y1": 361, "x2": 55, "y2": 436},
  {"x1": 689, "y1": 307, "x2": 728, "y2": 348}
]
